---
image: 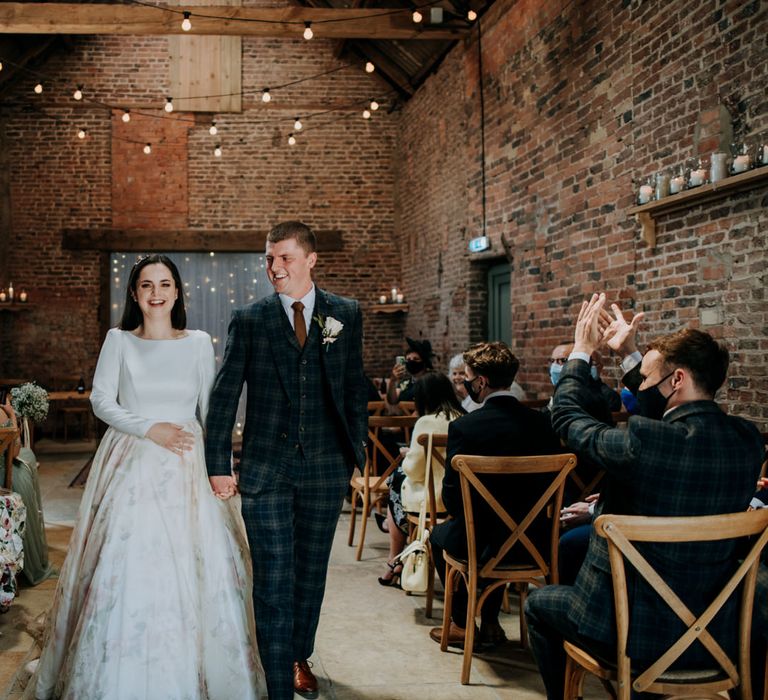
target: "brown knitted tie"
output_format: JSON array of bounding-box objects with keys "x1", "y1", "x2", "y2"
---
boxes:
[{"x1": 292, "y1": 301, "x2": 307, "y2": 348}]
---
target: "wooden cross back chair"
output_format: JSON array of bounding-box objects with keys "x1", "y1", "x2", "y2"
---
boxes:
[
  {"x1": 440, "y1": 452, "x2": 577, "y2": 684},
  {"x1": 563, "y1": 510, "x2": 768, "y2": 700},
  {"x1": 403, "y1": 432, "x2": 449, "y2": 618},
  {"x1": 347, "y1": 414, "x2": 418, "y2": 561}
]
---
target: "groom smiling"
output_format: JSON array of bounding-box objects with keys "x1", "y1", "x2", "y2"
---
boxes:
[{"x1": 205, "y1": 221, "x2": 368, "y2": 699}]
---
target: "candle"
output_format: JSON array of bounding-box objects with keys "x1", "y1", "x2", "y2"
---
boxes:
[
  {"x1": 18, "y1": 290, "x2": 27, "y2": 303},
  {"x1": 396, "y1": 293, "x2": 404, "y2": 304},
  {"x1": 762, "y1": 145, "x2": 768, "y2": 166},
  {"x1": 732, "y1": 154, "x2": 750, "y2": 173},
  {"x1": 710, "y1": 152, "x2": 728, "y2": 182},
  {"x1": 638, "y1": 184, "x2": 653, "y2": 204},
  {"x1": 378, "y1": 295, "x2": 387, "y2": 304},
  {"x1": 391, "y1": 287, "x2": 398, "y2": 302},
  {"x1": 669, "y1": 175, "x2": 685, "y2": 194},
  {"x1": 655, "y1": 173, "x2": 670, "y2": 200},
  {"x1": 0, "y1": 290, "x2": 6, "y2": 303},
  {"x1": 688, "y1": 168, "x2": 706, "y2": 187},
  {"x1": 7, "y1": 282, "x2": 13, "y2": 302}
]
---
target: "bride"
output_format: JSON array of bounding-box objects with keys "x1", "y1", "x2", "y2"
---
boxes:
[{"x1": 29, "y1": 254, "x2": 265, "y2": 699}]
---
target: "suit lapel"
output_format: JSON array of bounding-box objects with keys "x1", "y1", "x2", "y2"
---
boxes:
[{"x1": 264, "y1": 293, "x2": 296, "y2": 395}]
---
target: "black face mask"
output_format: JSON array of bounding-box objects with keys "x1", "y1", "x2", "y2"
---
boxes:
[
  {"x1": 636, "y1": 370, "x2": 676, "y2": 420},
  {"x1": 405, "y1": 360, "x2": 424, "y2": 375},
  {"x1": 463, "y1": 377, "x2": 482, "y2": 404}
]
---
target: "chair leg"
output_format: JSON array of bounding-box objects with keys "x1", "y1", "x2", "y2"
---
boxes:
[
  {"x1": 347, "y1": 490, "x2": 358, "y2": 546},
  {"x1": 425, "y1": 552, "x2": 435, "y2": 619},
  {"x1": 501, "y1": 583, "x2": 511, "y2": 614},
  {"x1": 461, "y1": 573, "x2": 478, "y2": 685},
  {"x1": 517, "y1": 583, "x2": 529, "y2": 650},
  {"x1": 440, "y1": 566, "x2": 456, "y2": 652},
  {"x1": 563, "y1": 653, "x2": 586, "y2": 700},
  {"x1": 355, "y1": 495, "x2": 369, "y2": 561}
]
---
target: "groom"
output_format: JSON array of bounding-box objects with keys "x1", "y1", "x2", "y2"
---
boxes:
[{"x1": 205, "y1": 221, "x2": 368, "y2": 699}]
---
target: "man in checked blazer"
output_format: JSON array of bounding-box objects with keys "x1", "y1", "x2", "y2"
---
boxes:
[
  {"x1": 524, "y1": 293, "x2": 764, "y2": 700},
  {"x1": 205, "y1": 221, "x2": 368, "y2": 700}
]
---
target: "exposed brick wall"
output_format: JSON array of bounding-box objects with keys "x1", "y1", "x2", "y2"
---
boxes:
[
  {"x1": 395, "y1": 0, "x2": 768, "y2": 429},
  {"x1": 1, "y1": 29, "x2": 402, "y2": 383}
]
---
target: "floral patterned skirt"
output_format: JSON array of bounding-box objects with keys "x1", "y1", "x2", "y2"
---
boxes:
[{"x1": 29, "y1": 423, "x2": 266, "y2": 700}]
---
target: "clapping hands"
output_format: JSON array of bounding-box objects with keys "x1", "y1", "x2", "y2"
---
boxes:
[{"x1": 573, "y1": 293, "x2": 645, "y2": 357}]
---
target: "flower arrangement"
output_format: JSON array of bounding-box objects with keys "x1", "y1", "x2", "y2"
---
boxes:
[
  {"x1": 314, "y1": 314, "x2": 344, "y2": 350},
  {"x1": 10, "y1": 382, "x2": 49, "y2": 424}
]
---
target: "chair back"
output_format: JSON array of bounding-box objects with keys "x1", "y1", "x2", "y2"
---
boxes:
[
  {"x1": 594, "y1": 510, "x2": 768, "y2": 697},
  {"x1": 365, "y1": 414, "x2": 418, "y2": 486},
  {"x1": 399, "y1": 401, "x2": 418, "y2": 416},
  {"x1": 0, "y1": 426, "x2": 19, "y2": 490},
  {"x1": 451, "y1": 453, "x2": 577, "y2": 581},
  {"x1": 416, "y1": 432, "x2": 448, "y2": 528}
]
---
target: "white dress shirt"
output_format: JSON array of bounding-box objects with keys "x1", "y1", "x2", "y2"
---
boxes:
[{"x1": 279, "y1": 284, "x2": 315, "y2": 333}]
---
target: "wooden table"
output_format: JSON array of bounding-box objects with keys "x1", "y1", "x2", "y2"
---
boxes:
[{"x1": 47, "y1": 390, "x2": 92, "y2": 402}]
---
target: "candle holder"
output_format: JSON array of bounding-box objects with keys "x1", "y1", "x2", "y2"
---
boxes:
[
  {"x1": 669, "y1": 167, "x2": 686, "y2": 195},
  {"x1": 637, "y1": 177, "x2": 654, "y2": 205},
  {"x1": 687, "y1": 157, "x2": 708, "y2": 188},
  {"x1": 18, "y1": 290, "x2": 28, "y2": 303},
  {"x1": 654, "y1": 171, "x2": 670, "y2": 200},
  {"x1": 0, "y1": 289, "x2": 7, "y2": 303},
  {"x1": 755, "y1": 143, "x2": 768, "y2": 168},
  {"x1": 730, "y1": 143, "x2": 751, "y2": 174},
  {"x1": 710, "y1": 151, "x2": 728, "y2": 183}
]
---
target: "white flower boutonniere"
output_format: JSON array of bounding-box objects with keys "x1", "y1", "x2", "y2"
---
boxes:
[{"x1": 314, "y1": 314, "x2": 344, "y2": 351}]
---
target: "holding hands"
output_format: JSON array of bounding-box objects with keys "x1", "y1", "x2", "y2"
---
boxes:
[{"x1": 209, "y1": 475, "x2": 238, "y2": 500}]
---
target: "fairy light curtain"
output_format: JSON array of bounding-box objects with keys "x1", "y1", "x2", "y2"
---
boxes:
[{"x1": 109, "y1": 251, "x2": 272, "y2": 436}]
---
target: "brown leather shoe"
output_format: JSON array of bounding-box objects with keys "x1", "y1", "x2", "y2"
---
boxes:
[
  {"x1": 293, "y1": 660, "x2": 319, "y2": 698},
  {"x1": 429, "y1": 622, "x2": 479, "y2": 649}
]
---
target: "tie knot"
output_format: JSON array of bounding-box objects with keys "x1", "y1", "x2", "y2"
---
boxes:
[{"x1": 292, "y1": 301, "x2": 305, "y2": 312}]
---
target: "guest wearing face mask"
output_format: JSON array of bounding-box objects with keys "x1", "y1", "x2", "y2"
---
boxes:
[{"x1": 386, "y1": 337, "x2": 434, "y2": 406}]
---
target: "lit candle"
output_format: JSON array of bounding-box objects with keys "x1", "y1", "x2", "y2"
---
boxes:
[
  {"x1": 391, "y1": 287, "x2": 398, "y2": 302},
  {"x1": 0, "y1": 290, "x2": 6, "y2": 303},
  {"x1": 396, "y1": 293, "x2": 404, "y2": 304},
  {"x1": 638, "y1": 184, "x2": 653, "y2": 204},
  {"x1": 18, "y1": 290, "x2": 27, "y2": 303},
  {"x1": 710, "y1": 152, "x2": 728, "y2": 182},
  {"x1": 7, "y1": 282, "x2": 13, "y2": 302},
  {"x1": 688, "y1": 168, "x2": 706, "y2": 187},
  {"x1": 669, "y1": 175, "x2": 685, "y2": 194},
  {"x1": 379, "y1": 295, "x2": 387, "y2": 304},
  {"x1": 732, "y1": 154, "x2": 750, "y2": 173},
  {"x1": 762, "y1": 145, "x2": 768, "y2": 166}
]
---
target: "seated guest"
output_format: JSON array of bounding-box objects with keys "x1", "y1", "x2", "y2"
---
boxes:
[
  {"x1": 557, "y1": 493, "x2": 598, "y2": 586},
  {"x1": 378, "y1": 371, "x2": 463, "y2": 586},
  {"x1": 428, "y1": 342, "x2": 560, "y2": 647},
  {"x1": 525, "y1": 293, "x2": 764, "y2": 700},
  {"x1": 0, "y1": 397, "x2": 53, "y2": 585},
  {"x1": 386, "y1": 337, "x2": 433, "y2": 406},
  {"x1": 449, "y1": 352, "x2": 526, "y2": 413}
]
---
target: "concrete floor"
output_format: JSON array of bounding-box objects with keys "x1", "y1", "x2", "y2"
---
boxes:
[{"x1": 3, "y1": 442, "x2": 606, "y2": 699}]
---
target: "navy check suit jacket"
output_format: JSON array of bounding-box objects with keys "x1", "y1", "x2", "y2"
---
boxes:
[
  {"x1": 204, "y1": 288, "x2": 368, "y2": 493},
  {"x1": 551, "y1": 359, "x2": 764, "y2": 665}
]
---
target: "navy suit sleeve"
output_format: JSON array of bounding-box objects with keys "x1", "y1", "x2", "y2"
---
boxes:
[
  {"x1": 205, "y1": 309, "x2": 248, "y2": 477},
  {"x1": 552, "y1": 359, "x2": 641, "y2": 478},
  {"x1": 442, "y1": 419, "x2": 466, "y2": 518},
  {"x1": 344, "y1": 302, "x2": 368, "y2": 468}
]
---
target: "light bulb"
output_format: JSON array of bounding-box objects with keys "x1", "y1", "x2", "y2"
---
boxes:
[
  {"x1": 165, "y1": 97, "x2": 174, "y2": 113},
  {"x1": 262, "y1": 88, "x2": 271, "y2": 103},
  {"x1": 73, "y1": 86, "x2": 83, "y2": 101},
  {"x1": 365, "y1": 61, "x2": 375, "y2": 73},
  {"x1": 181, "y1": 11, "x2": 192, "y2": 31},
  {"x1": 77, "y1": 128, "x2": 86, "y2": 139},
  {"x1": 209, "y1": 121, "x2": 218, "y2": 136},
  {"x1": 34, "y1": 83, "x2": 43, "y2": 94},
  {"x1": 303, "y1": 22, "x2": 313, "y2": 40},
  {"x1": 143, "y1": 143, "x2": 152, "y2": 154},
  {"x1": 362, "y1": 109, "x2": 371, "y2": 119},
  {"x1": 467, "y1": 9, "x2": 477, "y2": 20},
  {"x1": 294, "y1": 117, "x2": 303, "y2": 131},
  {"x1": 370, "y1": 99, "x2": 379, "y2": 111},
  {"x1": 412, "y1": 9, "x2": 423, "y2": 23},
  {"x1": 214, "y1": 145, "x2": 222, "y2": 157},
  {"x1": 288, "y1": 135, "x2": 296, "y2": 146},
  {"x1": 122, "y1": 110, "x2": 131, "y2": 123}
]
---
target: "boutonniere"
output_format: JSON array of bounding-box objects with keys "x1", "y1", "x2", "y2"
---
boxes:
[{"x1": 313, "y1": 314, "x2": 344, "y2": 350}]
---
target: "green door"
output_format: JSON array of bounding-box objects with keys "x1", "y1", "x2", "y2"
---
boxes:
[{"x1": 487, "y1": 263, "x2": 511, "y2": 345}]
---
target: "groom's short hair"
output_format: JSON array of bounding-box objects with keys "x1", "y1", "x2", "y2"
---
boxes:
[{"x1": 267, "y1": 221, "x2": 317, "y2": 255}]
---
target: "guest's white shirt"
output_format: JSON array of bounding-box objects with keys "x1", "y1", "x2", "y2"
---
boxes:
[{"x1": 279, "y1": 284, "x2": 315, "y2": 332}]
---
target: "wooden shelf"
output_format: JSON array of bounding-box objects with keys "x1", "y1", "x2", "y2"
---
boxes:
[
  {"x1": 371, "y1": 303, "x2": 409, "y2": 314},
  {"x1": 628, "y1": 164, "x2": 768, "y2": 248},
  {"x1": 0, "y1": 303, "x2": 34, "y2": 313}
]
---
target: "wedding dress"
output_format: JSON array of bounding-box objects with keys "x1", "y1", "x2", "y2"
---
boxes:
[{"x1": 30, "y1": 329, "x2": 265, "y2": 700}]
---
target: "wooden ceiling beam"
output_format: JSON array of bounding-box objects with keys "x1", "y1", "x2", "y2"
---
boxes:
[{"x1": 0, "y1": 4, "x2": 469, "y2": 40}]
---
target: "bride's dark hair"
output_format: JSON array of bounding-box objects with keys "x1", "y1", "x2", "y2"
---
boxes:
[{"x1": 119, "y1": 254, "x2": 187, "y2": 331}]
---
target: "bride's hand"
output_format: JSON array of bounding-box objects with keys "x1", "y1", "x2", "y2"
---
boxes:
[
  {"x1": 209, "y1": 475, "x2": 237, "y2": 500},
  {"x1": 146, "y1": 422, "x2": 194, "y2": 455}
]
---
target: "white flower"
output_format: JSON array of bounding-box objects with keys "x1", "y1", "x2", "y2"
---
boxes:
[{"x1": 316, "y1": 314, "x2": 344, "y2": 349}]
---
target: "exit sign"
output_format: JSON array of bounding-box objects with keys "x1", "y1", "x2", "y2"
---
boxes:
[{"x1": 468, "y1": 236, "x2": 490, "y2": 253}]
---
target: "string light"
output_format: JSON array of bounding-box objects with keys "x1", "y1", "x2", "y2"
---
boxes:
[
  {"x1": 77, "y1": 128, "x2": 87, "y2": 139},
  {"x1": 73, "y1": 85, "x2": 83, "y2": 101},
  {"x1": 209, "y1": 121, "x2": 218, "y2": 136},
  {"x1": 164, "y1": 97, "x2": 174, "y2": 113},
  {"x1": 261, "y1": 88, "x2": 271, "y2": 103},
  {"x1": 365, "y1": 61, "x2": 375, "y2": 73},
  {"x1": 303, "y1": 22, "x2": 313, "y2": 40},
  {"x1": 362, "y1": 109, "x2": 371, "y2": 119},
  {"x1": 370, "y1": 99, "x2": 379, "y2": 111},
  {"x1": 34, "y1": 83, "x2": 43, "y2": 94},
  {"x1": 412, "y1": 8, "x2": 423, "y2": 23},
  {"x1": 467, "y1": 9, "x2": 477, "y2": 21},
  {"x1": 294, "y1": 117, "x2": 303, "y2": 131},
  {"x1": 143, "y1": 143, "x2": 152, "y2": 154},
  {"x1": 181, "y1": 11, "x2": 192, "y2": 31},
  {"x1": 288, "y1": 135, "x2": 296, "y2": 146},
  {"x1": 214, "y1": 144, "x2": 222, "y2": 157},
  {"x1": 122, "y1": 110, "x2": 131, "y2": 123}
]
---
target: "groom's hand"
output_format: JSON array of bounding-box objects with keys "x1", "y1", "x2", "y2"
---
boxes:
[{"x1": 209, "y1": 475, "x2": 237, "y2": 500}]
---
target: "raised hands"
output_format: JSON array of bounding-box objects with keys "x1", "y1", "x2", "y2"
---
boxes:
[
  {"x1": 602, "y1": 303, "x2": 645, "y2": 356},
  {"x1": 572, "y1": 294, "x2": 645, "y2": 358},
  {"x1": 573, "y1": 293, "x2": 607, "y2": 356}
]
